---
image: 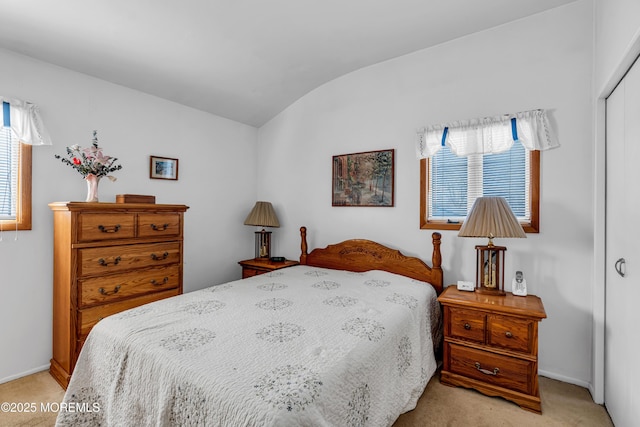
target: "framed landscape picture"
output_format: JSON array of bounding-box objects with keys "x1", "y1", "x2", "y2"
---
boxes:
[
  {"x1": 150, "y1": 156, "x2": 179, "y2": 180},
  {"x1": 332, "y1": 149, "x2": 394, "y2": 207}
]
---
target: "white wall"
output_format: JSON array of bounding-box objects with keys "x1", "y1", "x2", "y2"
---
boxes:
[
  {"x1": 595, "y1": 0, "x2": 640, "y2": 93},
  {"x1": 258, "y1": 1, "x2": 594, "y2": 387},
  {"x1": 0, "y1": 49, "x2": 258, "y2": 383}
]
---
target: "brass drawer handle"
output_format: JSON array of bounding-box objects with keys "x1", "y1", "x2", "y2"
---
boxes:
[
  {"x1": 150, "y1": 277, "x2": 169, "y2": 286},
  {"x1": 475, "y1": 362, "x2": 499, "y2": 376},
  {"x1": 151, "y1": 252, "x2": 169, "y2": 261},
  {"x1": 99, "y1": 256, "x2": 121, "y2": 266},
  {"x1": 151, "y1": 223, "x2": 170, "y2": 231},
  {"x1": 505, "y1": 331, "x2": 513, "y2": 338},
  {"x1": 98, "y1": 224, "x2": 121, "y2": 233},
  {"x1": 464, "y1": 323, "x2": 471, "y2": 330},
  {"x1": 98, "y1": 285, "x2": 121, "y2": 295}
]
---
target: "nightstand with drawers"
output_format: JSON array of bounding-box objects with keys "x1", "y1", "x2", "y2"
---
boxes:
[
  {"x1": 238, "y1": 258, "x2": 299, "y2": 278},
  {"x1": 438, "y1": 286, "x2": 547, "y2": 413}
]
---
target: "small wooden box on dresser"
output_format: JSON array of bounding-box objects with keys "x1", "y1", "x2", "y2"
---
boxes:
[
  {"x1": 438, "y1": 286, "x2": 547, "y2": 413},
  {"x1": 49, "y1": 202, "x2": 189, "y2": 389}
]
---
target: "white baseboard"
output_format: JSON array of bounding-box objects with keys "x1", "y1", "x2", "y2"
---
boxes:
[
  {"x1": 539, "y1": 369, "x2": 590, "y2": 390},
  {"x1": 0, "y1": 364, "x2": 49, "y2": 385}
]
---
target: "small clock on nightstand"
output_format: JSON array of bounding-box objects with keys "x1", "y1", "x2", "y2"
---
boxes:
[{"x1": 238, "y1": 258, "x2": 299, "y2": 279}]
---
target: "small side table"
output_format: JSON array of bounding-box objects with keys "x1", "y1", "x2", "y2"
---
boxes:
[
  {"x1": 238, "y1": 258, "x2": 299, "y2": 279},
  {"x1": 438, "y1": 286, "x2": 546, "y2": 413}
]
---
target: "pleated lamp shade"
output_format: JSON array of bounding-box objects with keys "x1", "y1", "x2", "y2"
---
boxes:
[
  {"x1": 458, "y1": 197, "x2": 525, "y2": 244},
  {"x1": 244, "y1": 201, "x2": 280, "y2": 228}
]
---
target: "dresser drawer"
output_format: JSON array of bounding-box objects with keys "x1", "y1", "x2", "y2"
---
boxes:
[
  {"x1": 488, "y1": 315, "x2": 533, "y2": 353},
  {"x1": 78, "y1": 213, "x2": 136, "y2": 242},
  {"x1": 448, "y1": 343, "x2": 533, "y2": 394},
  {"x1": 78, "y1": 242, "x2": 181, "y2": 276},
  {"x1": 449, "y1": 307, "x2": 486, "y2": 344},
  {"x1": 79, "y1": 265, "x2": 180, "y2": 307},
  {"x1": 137, "y1": 213, "x2": 181, "y2": 238},
  {"x1": 78, "y1": 288, "x2": 179, "y2": 336}
]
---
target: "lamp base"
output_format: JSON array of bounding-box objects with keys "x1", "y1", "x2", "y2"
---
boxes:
[
  {"x1": 476, "y1": 287, "x2": 507, "y2": 296},
  {"x1": 254, "y1": 229, "x2": 272, "y2": 259},
  {"x1": 474, "y1": 244, "x2": 507, "y2": 296}
]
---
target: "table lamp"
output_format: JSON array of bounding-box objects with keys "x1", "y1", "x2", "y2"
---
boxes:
[
  {"x1": 244, "y1": 201, "x2": 280, "y2": 259},
  {"x1": 458, "y1": 196, "x2": 526, "y2": 295}
]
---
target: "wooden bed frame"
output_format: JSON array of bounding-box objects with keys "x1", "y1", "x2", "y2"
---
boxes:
[{"x1": 299, "y1": 226, "x2": 443, "y2": 294}]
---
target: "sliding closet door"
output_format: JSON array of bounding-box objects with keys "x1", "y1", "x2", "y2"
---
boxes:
[{"x1": 605, "y1": 56, "x2": 640, "y2": 427}]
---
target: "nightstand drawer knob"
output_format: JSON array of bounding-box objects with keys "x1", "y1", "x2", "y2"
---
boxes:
[
  {"x1": 475, "y1": 362, "x2": 499, "y2": 376},
  {"x1": 464, "y1": 323, "x2": 471, "y2": 330},
  {"x1": 505, "y1": 331, "x2": 513, "y2": 338},
  {"x1": 151, "y1": 277, "x2": 169, "y2": 286}
]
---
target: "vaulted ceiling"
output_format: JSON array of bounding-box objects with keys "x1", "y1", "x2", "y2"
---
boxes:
[{"x1": 0, "y1": 0, "x2": 577, "y2": 127}]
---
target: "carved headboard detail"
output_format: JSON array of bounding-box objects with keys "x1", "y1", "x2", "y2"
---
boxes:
[{"x1": 299, "y1": 226, "x2": 443, "y2": 294}]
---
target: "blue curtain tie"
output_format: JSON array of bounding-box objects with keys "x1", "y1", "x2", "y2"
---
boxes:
[
  {"x1": 2, "y1": 102, "x2": 9, "y2": 127},
  {"x1": 441, "y1": 126, "x2": 448, "y2": 146}
]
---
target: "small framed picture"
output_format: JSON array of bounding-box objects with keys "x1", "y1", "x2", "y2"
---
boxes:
[{"x1": 150, "y1": 156, "x2": 179, "y2": 180}]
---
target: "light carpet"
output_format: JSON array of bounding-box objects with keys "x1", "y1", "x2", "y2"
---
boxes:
[{"x1": 0, "y1": 370, "x2": 612, "y2": 426}]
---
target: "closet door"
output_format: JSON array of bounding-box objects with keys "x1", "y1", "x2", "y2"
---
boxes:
[{"x1": 605, "y1": 57, "x2": 640, "y2": 427}]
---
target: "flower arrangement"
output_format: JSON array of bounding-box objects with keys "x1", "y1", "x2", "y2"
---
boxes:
[{"x1": 54, "y1": 130, "x2": 122, "y2": 181}]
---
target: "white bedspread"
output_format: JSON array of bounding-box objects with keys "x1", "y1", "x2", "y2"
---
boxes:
[{"x1": 56, "y1": 266, "x2": 441, "y2": 427}]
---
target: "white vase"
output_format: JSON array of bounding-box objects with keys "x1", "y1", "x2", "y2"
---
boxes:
[{"x1": 85, "y1": 174, "x2": 101, "y2": 202}]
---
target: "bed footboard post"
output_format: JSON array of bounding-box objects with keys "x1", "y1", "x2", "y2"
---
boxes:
[
  {"x1": 432, "y1": 232, "x2": 444, "y2": 292},
  {"x1": 300, "y1": 226, "x2": 308, "y2": 264}
]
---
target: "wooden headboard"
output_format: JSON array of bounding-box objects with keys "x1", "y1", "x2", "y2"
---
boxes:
[{"x1": 299, "y1": 226, "x2": 443, "y2": 294}]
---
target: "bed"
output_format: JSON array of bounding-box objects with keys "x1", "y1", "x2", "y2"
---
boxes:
[{"x1": 56, "y1": 227, "x2": 443, "y2": 426}]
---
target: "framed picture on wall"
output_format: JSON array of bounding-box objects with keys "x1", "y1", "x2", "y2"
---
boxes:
[
  {"x1": 150, "y1": 156, "x2": 179, "y2": 180},
  {"x1": 332, "y1": 149, "x2": 394, "y2": 207}
]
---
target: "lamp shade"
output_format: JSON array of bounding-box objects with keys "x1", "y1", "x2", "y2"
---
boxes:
[
  {"x1": 244, "y1": 201, "x2": 280, "y2": 228},
  {"x1": 458, "y1": 197, "x2": 526, "y2": 241}
]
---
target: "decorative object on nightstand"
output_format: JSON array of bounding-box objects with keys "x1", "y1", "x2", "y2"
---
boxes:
[
  {"x1": 438, "y1": 286, "x2": 546, "y2": 413},
  {"x1": 458, "y1": 196, "x2": 526, "y2": 295},
  {"x1": 456, "y1": 280, "x2": 475, "y2": 292},
  {"x1": 238, "y1": 257, "x2": 298, "y2": 279},
  {"x1": 244, "y1": 201, "x2": 280, "y2": 259},
  {"x1": 512, "y1": 271, "x2": 527, "y2": 296}
]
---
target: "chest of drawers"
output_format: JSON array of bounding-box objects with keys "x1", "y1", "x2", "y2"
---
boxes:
[
  {"x1": 438, "y1": 286, "x2": 546, "y2": 413},
  {"x1": 49, "y1": 202, "x2": 188, "y2": 388}
]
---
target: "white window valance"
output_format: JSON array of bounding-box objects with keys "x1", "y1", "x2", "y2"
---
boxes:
[
  {"x1": 416, "y1": 109, "x2": 558, "y2": 158},
  {"x1": 0, "y1": 97, "x2": 52, "y2": 146}
]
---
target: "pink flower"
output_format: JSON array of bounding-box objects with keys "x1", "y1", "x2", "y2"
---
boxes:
[{"x1": 93, "y1": 152, "x2": 111, "y2": 165}]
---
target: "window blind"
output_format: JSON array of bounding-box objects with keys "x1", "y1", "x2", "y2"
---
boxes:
[
  {"x1": 0, "y1": 126, "x2": 18, "y2": 220},
  {"x1": 429, "y1": 141, "x2": 529, "y2": 221}
]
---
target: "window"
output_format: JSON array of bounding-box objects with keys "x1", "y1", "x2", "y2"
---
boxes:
[
  {"x1": 0, "y1": 126, "x2": 31, "y2": 230},
  {"x1": 420, "y1": 142, "x2": 539, "y2": 233}
]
